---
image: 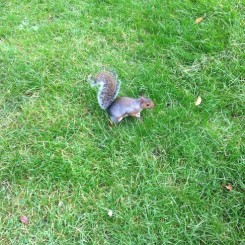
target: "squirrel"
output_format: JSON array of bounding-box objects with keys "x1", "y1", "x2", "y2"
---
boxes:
[{"x1": 90, "y1": 71, "x2": 154, "y2": 123}]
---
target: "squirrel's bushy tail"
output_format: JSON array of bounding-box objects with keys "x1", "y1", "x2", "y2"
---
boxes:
[{"x1": 89, "y1": 71, "x2": 121, "y2": 110}]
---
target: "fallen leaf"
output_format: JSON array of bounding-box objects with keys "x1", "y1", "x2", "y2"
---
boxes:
[
  {"x1": 108, "y1": 210, "x2": 113, "y2": 217},
  {"x1": 195, "y1": 17, "x2": 204, "y2": 24},
  {"x1": 19, "y1": 215, "x2": 29, "y2": 224},
  {"x1": 225, "y1": 184, "x2": 233, "y2": 191},
  {"x1": 195, "y1": 96, "x2": 202, "y2": 106}
]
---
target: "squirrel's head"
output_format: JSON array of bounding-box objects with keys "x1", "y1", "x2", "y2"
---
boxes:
[{"x1": 140, "y1": 96, "x2": 154, "y2": 109}]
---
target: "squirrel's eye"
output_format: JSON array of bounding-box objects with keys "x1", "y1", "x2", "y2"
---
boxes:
[{"x1": 146, "y1": 104, "x2": 150, "y2": 106}]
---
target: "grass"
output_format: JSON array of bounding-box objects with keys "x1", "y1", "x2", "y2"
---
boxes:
[{"x1": 0, "y1": 0, "x2": 244, "y2": 244}]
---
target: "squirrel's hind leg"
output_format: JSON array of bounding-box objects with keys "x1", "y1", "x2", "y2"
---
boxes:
[{"x1": 110, "y1": 116, "x2": 123, "y2": 123}]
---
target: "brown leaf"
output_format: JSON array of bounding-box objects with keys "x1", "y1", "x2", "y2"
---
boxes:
[
  {"x1": 195, "y1": 17, "x2": 204, "y2": 24},
  {"x1": 225, "y1": 184, "x2": 233, "y2": 191},
  {"x1": 19, "y1": 215, "x2": 29, "y2": 224},
  {"x1": 195, "y1": 96, "x2": 202, "y2": 106}
]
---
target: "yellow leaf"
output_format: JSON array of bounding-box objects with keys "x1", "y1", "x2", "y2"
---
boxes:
[
  {"x1": 195, "y1": 96, "x2": 202, "y2": 106},
  {"x1": 195, "y1": 17, "x2": 204, "y2": 24}
]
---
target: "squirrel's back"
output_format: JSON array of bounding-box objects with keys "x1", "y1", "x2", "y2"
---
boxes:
[{"x1": 91, "y1": 71, "x2": 120, "y2": 109}]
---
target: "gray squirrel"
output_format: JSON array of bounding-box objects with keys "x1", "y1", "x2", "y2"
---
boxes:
[{"x1": 90, "y1": 71, "x2": 154, "y2": 123}]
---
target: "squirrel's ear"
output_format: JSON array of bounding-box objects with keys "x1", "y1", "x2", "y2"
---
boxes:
[{"x1": 140, "y1": 97, "x2": 145, "y2": 103}]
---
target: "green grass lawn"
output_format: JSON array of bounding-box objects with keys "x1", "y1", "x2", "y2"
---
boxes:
[{"x1": 0, "y1": 0, "x2": 244, "y2": 244}]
